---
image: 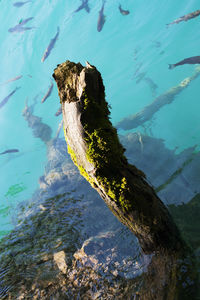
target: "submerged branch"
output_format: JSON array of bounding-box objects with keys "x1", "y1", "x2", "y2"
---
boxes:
[
  {"x1": 116, "y1": 66, "x2": 200, "y2": 130},
  {"x1": 167, "y1": 9, "x2": 200, "y2": 27}
]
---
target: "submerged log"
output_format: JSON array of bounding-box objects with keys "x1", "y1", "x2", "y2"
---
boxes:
[
  {"x1": 167, "y1": 9, "x2": 200, "y2": 27},
  {"x1": 53, "y1": 60, "x2": 185, "y2": 254},
  {"x1": 116, "y1": 66, "x2": 200, "y2": 130}
]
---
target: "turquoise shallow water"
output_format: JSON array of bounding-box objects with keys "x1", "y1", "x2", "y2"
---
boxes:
[{"x1": 0, "y1": 0, "x2": 200, "y2": 298}]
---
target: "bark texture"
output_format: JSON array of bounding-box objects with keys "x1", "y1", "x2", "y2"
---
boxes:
[{"x1": 53, "y1": 60, "x2": 185, "y2": 254}]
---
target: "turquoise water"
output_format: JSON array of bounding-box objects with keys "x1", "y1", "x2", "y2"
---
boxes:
[{"x1": 0, "y1": 0, "x2": 200, "y2": 298}]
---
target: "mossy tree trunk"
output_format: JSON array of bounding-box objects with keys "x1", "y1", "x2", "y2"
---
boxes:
[{"x1": 53, "y1": 60, "x2": 185, "y2": 254}]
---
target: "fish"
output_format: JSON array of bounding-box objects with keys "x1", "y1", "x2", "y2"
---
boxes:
[
  {"x1": 8, "y1": 17, "x2": 34, "y2": 33},
  {"x1": 73, "y1": 0, "x2": 90, "y2": 13},
  {"x1": 10, "y1": 26, "x2": 33, "y2": 33},
  {"x1": 97, "y1": 0, "x2": 106, "y2": 32},
  {"x1": 19, "y1": 17, "x2": 34, "y2": 26},
  {"x1": 55, "y1": 106, "x2": 62, "y2": 116},
  {"x1": 13, "y1": 1, "x2": 32, "y2": 7},
  {"x1": 0, "y1": 87, "x2": 20, "y2": 109},
  {"x1": 119, "y1": 4, "x2": 130, "y2": 15},
  {"x1": 41, "y1": 82, "x2": 54, "y2": 103},
  {"x1": 0, "y1": 75, "x2": 22, "y2": 86},
  {"x1": 0, "y1": 149, "x2": 19, "y2": 155},
  {"x1": 169, "y1": 56, "x2": 200, "y2": 69},
  {"x1": 167, "y1": 9, "x2": 200, "y2": 27},
  {"x1": 41, "y1": 27, "x2": 60, "y2": 62}
]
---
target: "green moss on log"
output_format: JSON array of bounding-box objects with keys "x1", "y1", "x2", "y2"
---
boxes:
[{"x1": 80, "y1": 89, "x2": 133, "y2": 212}]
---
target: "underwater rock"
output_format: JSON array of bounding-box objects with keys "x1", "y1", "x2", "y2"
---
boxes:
[
  {"x1": 116, "y1": 66, "x2": 200, "y2": 130},
  {"x1": 73, "y1": 229, "x2": 145, "y2": 280},
  {"x1": 0, "y1": 131, "x2": 199, "y2": 298},
  {"x1": 0, "y1": 136, "x2": 144, "y2": 299}
]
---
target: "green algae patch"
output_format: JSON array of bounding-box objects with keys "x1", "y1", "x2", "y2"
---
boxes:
[
  {"x1": 100, "y1": 175, "x2": 132, "y2": 212},
  {"x1": 65, "y1": 130, "x2": 95, "y2": 187},
  {"x1": 80, "y1": 88, "x2": 133, "y2": 212},
  {"x1": 0, "y1": 206, "x2": 10, "y2": 217},
  {"x1": 5, "y1": 183, "x2": 26, "y2": 197},
  {"x1": 168, "y1": 194, "x2": 200, "y2": 250},
  {"x1": 81, "y1": 87, "x2": 126, "y2": 169},
  {"x1": 68, "y1": 144, "x2": 94, "y2": 186}
]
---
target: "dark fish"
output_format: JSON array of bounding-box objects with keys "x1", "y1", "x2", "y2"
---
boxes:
[
  {"x1": 167, "y1": 9, "x2": 200, "y2": 27},
  {"x1": 41, "y1": 82, "x2": 54, "y2": 103},
  {"x1": 73, "y1": 0, "x2": 90, "y2": 13},
  {"x1": 119, "y1": 4, "x2": 130, "y2": 15},
  {"x1": 97, "y1": 0, "x2": 106, "y2": 32},
  {"x1": 0, "y1": 75, "x2": 22, "y2": 86},
  {"x1": 19, "y1": 17, "x2": 33, "y2": 26},
  {"x1": 169, "y1": 56, "x2": 200, "y2": 69},
  {"x1": 41, "y1": 27, "x2": 60, "y2": 62},
  {"x1": 55, "y1": 106, "x2": 62, "y2": 116},
  {"x1": 0, "y1": 87, "x2": 20, "y2": 109},
  {"x1": 0, "y1": 149, "x2": 19, "y2": 155},
  {"x1": 10, "y1": 26, "x2": 33, "y2": 33},
  {"x1": 13, "y1": 1, "x2": 32, "y2": 7},
  {"x1": 8, "y1": 17, "x2": 34, "y2": 33}
]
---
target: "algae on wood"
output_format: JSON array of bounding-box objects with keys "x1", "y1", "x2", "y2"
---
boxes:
[{"x1": 53, "y1": 60, "x2": 185, "y2": 254}]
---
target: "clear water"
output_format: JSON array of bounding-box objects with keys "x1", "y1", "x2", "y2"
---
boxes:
[{"x1": 0, "y1": 0, "x2": 200, "y2": 298}]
